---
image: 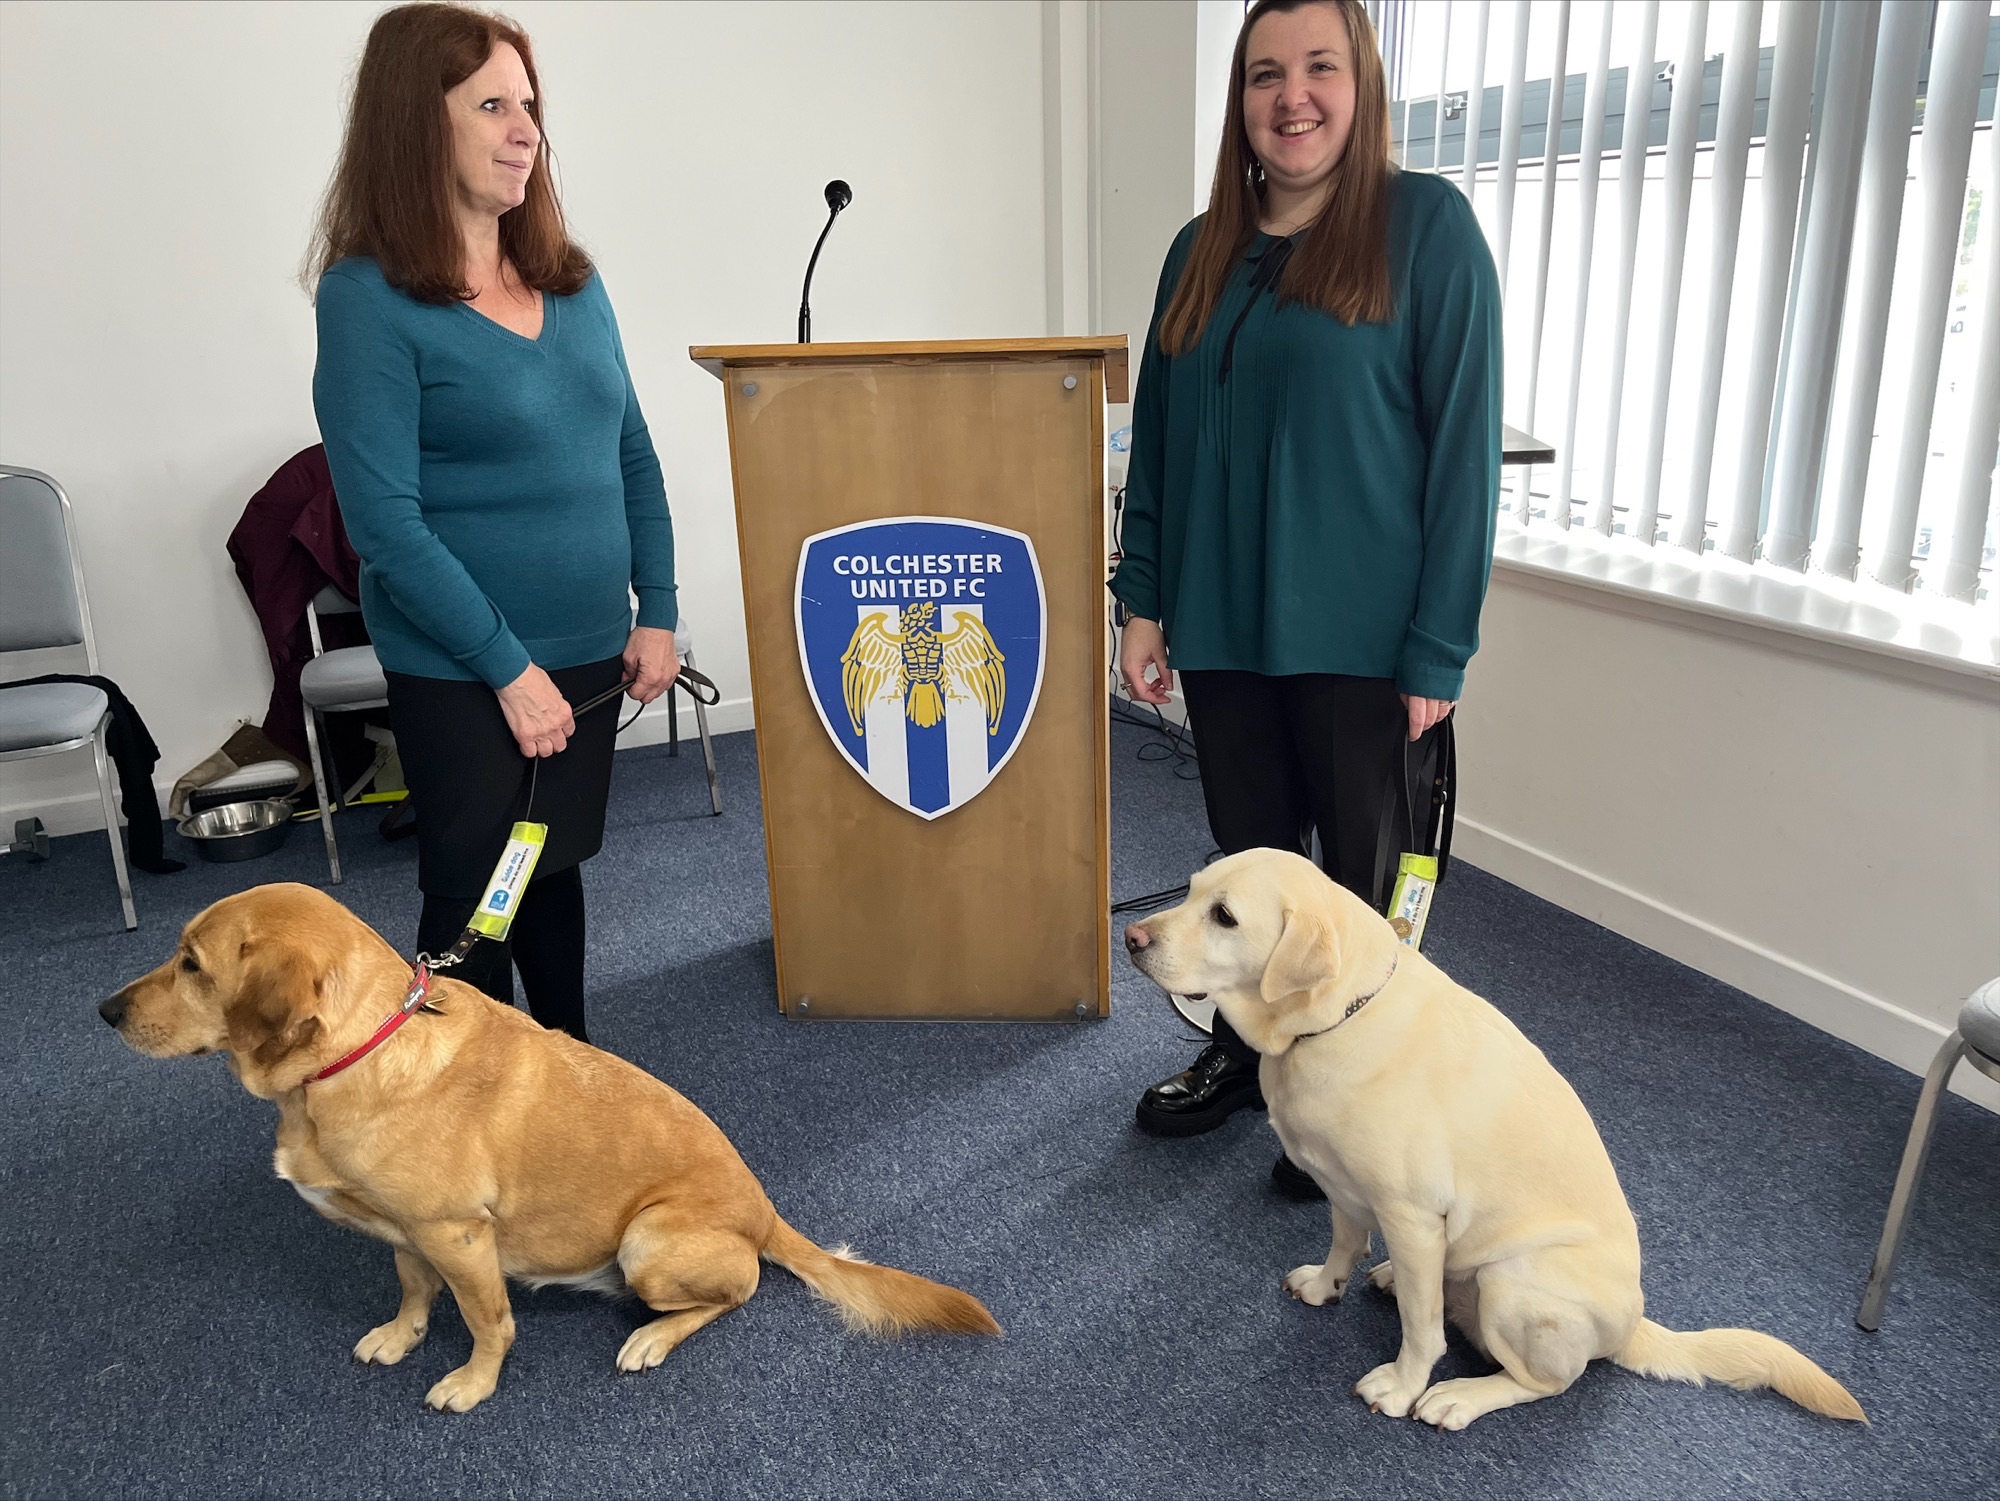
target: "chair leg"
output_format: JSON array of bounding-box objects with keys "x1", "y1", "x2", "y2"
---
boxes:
[
  {"x1": 685, "y1": 648, "x2": 721, "y2": 816},
  {"x1": 1858, "y1": 1029, "x2": 1966, "y2": 1331},
  {"x1": 668, "y1": 673, "x2": 680, "y2": 757},
  {"x1": 303, "y1": 705, "x2": 344, "y2": 884},
  {"x1": 90, "y1": 721, "x2": 136, "y2": 931},
  {"x1": 339, "y1": 740, "x2": 390, "y2": 806}
]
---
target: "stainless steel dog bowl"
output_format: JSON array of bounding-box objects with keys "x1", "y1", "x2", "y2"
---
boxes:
[{"x1": 176, "y1": 799, "x2": 294, "y2": 863}]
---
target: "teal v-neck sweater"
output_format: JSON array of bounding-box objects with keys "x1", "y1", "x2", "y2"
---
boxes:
[
  {"x1": 1110, "y1": 169, "x2": 1502, "y2": 701},
  {"x1": 312, "y1": 258, "x2": 676, "y2": 689}
]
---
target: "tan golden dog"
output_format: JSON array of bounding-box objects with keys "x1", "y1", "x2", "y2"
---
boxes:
[
  {"x1": 1125, "y1": 849, "x2": 1863, "y2": 1430},
  {"x1": 101, "y1": 883, "x2": 999, "y2": 1412}
]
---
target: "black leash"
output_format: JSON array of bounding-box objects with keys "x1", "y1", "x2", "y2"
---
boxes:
[
  {"x1": 524, "y1": 663, "x2": 722, "y2": 822},
  {"x1": 1371, "y1": 715, "x2": 1455, "y2": 912},
  {"x1": 569, "y1": 661, "x2": 722, "y2": 725},
  {"x1": 421, "y1": 663, "x2": 725, "y2": 977}
]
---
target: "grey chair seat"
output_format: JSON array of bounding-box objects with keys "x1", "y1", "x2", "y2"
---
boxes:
[
  {"x1": 1961, "y1": 977, "x2": 2000, "y2": 1062},
  {"x1": 299, "y1": 645, "x2": 386, "y2": 708},
  {"x1": 0, "y1": 681, "x2": 106, "y2": 753}
]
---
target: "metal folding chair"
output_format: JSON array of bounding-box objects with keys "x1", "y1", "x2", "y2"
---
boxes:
[
  {"x1": 0, "y1": 465, "x2": 136, "y2": 929},
  {"x1": 1857, "y1": 977, "x2": 2000, "y2": 1330},
  {"x1": 664, "y1": 617, "x2": 722, "y2": 816},
  {"x1": 298, "y1": 586, "x2": 388, "y2": 884}
]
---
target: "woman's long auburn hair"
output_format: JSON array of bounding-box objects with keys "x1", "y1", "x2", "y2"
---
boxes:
[
  {"x1": 1159, "y1": 0, "x2": 1395, "y2": 355},
  {"x1": 305, "y1": 2, "x2": 590, "y2": 304}
]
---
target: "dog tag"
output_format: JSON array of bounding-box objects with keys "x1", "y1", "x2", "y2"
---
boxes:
[
  {"x1": 1386, "y1": 853, "x2": 1437, "y2": 950},
  {"x1": 468, "y1": 821, "x2": 548, "y2": 941}
]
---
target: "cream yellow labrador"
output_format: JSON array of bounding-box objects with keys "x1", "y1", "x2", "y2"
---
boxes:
[
  {"x1": 100, "y1": 883, "x2": 999, "y2": 1412},
  {"x1": 1124, "y1": 849, "x2": 1862, "y2": 1430}
]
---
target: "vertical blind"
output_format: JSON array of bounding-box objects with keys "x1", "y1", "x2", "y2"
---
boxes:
[{"x1": 1382, "y1": 0, "x2": 1998, "y2": 604}]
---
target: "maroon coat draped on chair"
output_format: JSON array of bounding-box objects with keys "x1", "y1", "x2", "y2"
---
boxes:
[{"x1": 225, "y1": 444, "x2": 364, "y2": 763}]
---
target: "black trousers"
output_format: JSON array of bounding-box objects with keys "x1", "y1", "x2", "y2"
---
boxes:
[
  {"x1": 385, "y1": 656, "x2": 623, "y2": 897},
  {"x1": 389, "y1": 655, "x2": 623, "y2": 1046},
  {"x1": 1177, "y1": 670, "x2": 1408, "y2": 1066},
  {"x1": 418, "y1": 865, "x2": 590, "y2": 1043}
]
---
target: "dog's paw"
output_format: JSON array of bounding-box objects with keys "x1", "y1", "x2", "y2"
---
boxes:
[
  {"x1": 1413, "y1": 1377, "x2": 1501, "y2": 1431},
  {"x1": 424, "y1": 1363, "x2": 498, "y2": 1413},
  {"x1": 616, "y1": 1323, "x2": 681, "y2": 1373},
  {"x1": 1354, "y1": 1362, "x2": 1425, "y2": 1418},
  {"x1": 1367, "y1": 1259, "x2": 1396, "y2": 1295},
  {"x1": 1282, "y1": 1263, "x2": 1347, "y2": 1306},
  {"x1": 354, "y1": 1319, "x2": 426, "y2": 1366}
]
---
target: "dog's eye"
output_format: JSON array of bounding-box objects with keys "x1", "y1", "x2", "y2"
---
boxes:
[
  {"x1": 180, "y1": 954, "x2": 200, "y2": 974},
  {"x1": 1211, "y1": 904, "x2": 1237, "y2": 929}
]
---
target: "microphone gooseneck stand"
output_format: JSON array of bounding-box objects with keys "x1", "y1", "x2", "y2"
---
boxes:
[{"x1": 797, "y1": 179, "x2": 852, "y2": 344}]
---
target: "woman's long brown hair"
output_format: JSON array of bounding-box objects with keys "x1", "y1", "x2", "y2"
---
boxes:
[
  {"x1": 305, "y1": 2, "x2": 590, "y2": 304},
  {"x1": 1158, "y1": 0, "x2": 1395, "y2": 355}
]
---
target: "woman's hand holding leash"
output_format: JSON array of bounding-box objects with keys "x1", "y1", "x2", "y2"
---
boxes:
[
  {"x1": 622, "y1": 626, "x2": 680, "y2": 706},
  {"x1": 1400, "y1": 694, "x2": 1455, "y2": 742},
  {"x1": 1120, "y1": 617, "x2": 1174, "y2": 706},
  {"x1": 498, "y1": 664, "x2": 575, "y2": 758}
]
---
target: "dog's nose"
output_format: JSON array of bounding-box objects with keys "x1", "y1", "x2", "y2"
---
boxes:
[
  {"x1": 99, "y1": 992, "x2": 130, "y2": 1028},
  {"x1": 1124, "y1": 923, "x2": 1150, "y2": 954}
]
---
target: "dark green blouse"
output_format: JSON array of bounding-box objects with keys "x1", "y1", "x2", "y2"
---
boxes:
[{"x1": 1111, "y1": 169, "x2": 1502, "y2": 701}]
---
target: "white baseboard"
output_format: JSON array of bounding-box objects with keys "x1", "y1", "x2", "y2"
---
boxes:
[
  {"x1": 1454, "y1": 817, "x2": 2000, "y2": 1115},
  {"x1": 1, "y1": 700, "x2": 757, "y2": 840},
  {"x1": 0, "y1": 772, "x2": 139, "y2": 840}
]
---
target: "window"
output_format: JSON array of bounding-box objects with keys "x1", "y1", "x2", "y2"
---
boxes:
[{"x1": 1379, "y1": 0, "x2": 1998, "y2": 608}]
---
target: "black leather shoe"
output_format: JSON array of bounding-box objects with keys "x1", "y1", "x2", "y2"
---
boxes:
[
  {"x1": 1135, "y1": 1041, "x2": 1265, "y2": 1137},
  {"x1": 1271, "y1": 1153, "x2": 1326, "y2": 1202}
]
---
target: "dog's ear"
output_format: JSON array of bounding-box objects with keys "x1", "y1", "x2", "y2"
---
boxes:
[
  {"x1": 1260, "y1": 907, "x2": 1339, "y2": 1005},
  {"x1": 225, "y1": 943, "x2": 325, "y2": 1069}
]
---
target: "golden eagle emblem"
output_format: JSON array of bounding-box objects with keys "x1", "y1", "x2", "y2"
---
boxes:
[{"x1": 840, "y1": 600, "x2": 1006, "y2": 736}]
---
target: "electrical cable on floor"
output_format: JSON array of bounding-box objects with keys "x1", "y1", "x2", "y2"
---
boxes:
[
  {"x1": 1107, "y1": 694, "x2": 1217, "y2": 913},
  {"x1": 1110, "y1": 882, "x2": 1190, "y2": 915},
  {"x1": 1109, "y1": 698, "x2": 1200, "y2": 780}
]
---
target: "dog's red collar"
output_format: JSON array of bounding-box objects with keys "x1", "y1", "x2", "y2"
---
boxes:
[{"x1": 308, "y1": 962, "x2": 435, "y2": 1084}]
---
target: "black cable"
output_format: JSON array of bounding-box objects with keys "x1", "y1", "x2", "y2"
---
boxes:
[
  {"x1": 1109, "y1": 848, "x2": 1223, "y2": 916},
  {"x1": 1104, "y1": 696, "x2": 1206, "y2": 907},
  {"x1": 1110, "y1": 697, "x2": 1200, "y2": 780},
  {"x1": 1110, "y1": 883, "x2": 1189, "y2": 915}
]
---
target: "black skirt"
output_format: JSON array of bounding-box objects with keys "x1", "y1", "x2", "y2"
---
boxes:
[{"x1": 385, "y1": 655, "x2": 625, "y2": 898}]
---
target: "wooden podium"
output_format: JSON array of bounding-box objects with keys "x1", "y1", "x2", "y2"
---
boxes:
[{"x1": 692, "y1": 337, "x2": 1129, "y2": 1021}]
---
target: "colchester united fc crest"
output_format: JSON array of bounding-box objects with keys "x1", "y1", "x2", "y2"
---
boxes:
[{"x1": 795, "y1": 517, "x2": 1047, "y2": 820}]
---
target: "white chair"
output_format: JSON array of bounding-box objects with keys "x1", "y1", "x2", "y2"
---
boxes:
[
  {"x1": 665, "y1": 616, "x2": 722, "y2": 816},
  {"x1": 1857, "y1": 977, "x2": 2000, "y2": 1330},
  {"x1": 298, "y1": 585, "x2": 388, "y2": 884},
  {"x1": 0, "y1": 465, "x2": 136, "y2": 929}
]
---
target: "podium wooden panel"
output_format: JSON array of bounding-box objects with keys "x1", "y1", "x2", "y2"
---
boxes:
[{"x1": 694, "y1": 338, "x2": 1128, "y2": 1020}]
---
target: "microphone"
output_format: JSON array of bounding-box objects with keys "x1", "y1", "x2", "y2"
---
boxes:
[{"x1": 798, "y1": 179, "x2": 852, "y2": 344}]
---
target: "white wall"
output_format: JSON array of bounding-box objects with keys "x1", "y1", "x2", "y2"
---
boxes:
[
  {"x1": 1094, "y1": 0, "x2": 1241, "y2": 409},
  {"x1": 0, "y1": 0, "x2": 1050, "y2": 832},
  {"x1": 1457, "y1": 573, "x2": 2000, "y2": 1109}
]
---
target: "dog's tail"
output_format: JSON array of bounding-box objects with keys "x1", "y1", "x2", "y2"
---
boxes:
[
  {"x1": 761, "y1": 1215, "x2": 1001, "y2": 1338},
  {"x1": 1612, "y1": 1317, "x2": 1864, "y2": 1421}
]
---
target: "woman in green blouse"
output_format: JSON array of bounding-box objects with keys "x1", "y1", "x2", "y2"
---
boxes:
[{"x1": 1111, "y1": 0, "x2": 1501, "y2": 1193}]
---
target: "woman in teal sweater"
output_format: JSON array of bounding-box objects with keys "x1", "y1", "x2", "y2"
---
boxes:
[
  {"x1": 1113, "y1": 0, "x2": 1501, "y2": 1189},
  {"x1": 309, "y1": 4, "x2": 678, "y2": 1042}
]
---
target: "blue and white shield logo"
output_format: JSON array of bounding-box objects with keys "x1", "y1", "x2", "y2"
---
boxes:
[{"x1": 795, "y1": 517, "x2": 1047, "y2": 820}]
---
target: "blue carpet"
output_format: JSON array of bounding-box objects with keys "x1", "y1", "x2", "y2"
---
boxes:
[{"x1": 1, "y1": 720, "x2": 1995, "y2": 1500}]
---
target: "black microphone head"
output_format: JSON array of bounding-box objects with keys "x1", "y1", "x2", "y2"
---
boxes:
[{"x1": 824, "y1": 179, "x2": 852, "y2": 213}]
